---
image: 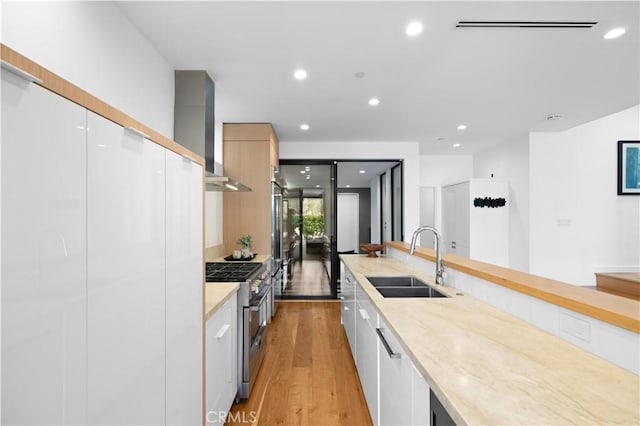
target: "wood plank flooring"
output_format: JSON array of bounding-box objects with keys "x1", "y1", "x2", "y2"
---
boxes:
[
  {"x1": 283, "y1": 260, "x2": 331, "y2": 297},
  {"x1": 226, "y1": 301, "x2": 372, "y2": 426}
]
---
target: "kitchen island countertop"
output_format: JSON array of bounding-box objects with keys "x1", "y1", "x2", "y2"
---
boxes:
[{"x1": 340, "y1": 254, "x2": 639, "y2": 425}]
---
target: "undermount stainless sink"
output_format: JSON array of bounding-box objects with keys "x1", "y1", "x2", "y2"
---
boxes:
[
  {"x1": 366, "y1": 275, "x2": 428, "y2": 287},
  {"x1": 365, "y1": 275, "x2": 448, "y2": 298}
]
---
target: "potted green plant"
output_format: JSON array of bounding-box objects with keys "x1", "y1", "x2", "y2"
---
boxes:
[{"x1": 237, "y1": 234, "x2": 253, "y2": 258}]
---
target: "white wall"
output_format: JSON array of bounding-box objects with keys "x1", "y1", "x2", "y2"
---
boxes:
[
  {"x1": 419, "y1": 155, "x2": 472, "y2": 235},
  {"x1": 473, "y1": 138, "x2": 529, "y2": 272},
  {"x1": 530, "y1": 105, "x2": 640, "y2": 285},
  {"x1": 1, "y1": 1, "x2": 174, "y2": 137},
  {"x1": 280, "y1": 141, "x2": 420, "y2": 242}
]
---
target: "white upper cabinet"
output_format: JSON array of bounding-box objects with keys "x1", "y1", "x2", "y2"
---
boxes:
[
  {"x1": 165, "y1": 149, "x2": 204, "y2": 425},
  {"x1": 86, "y1": 111, "x2": 166, "y2": 425},
  {"x1": 1, "y1": 72, "x2": 88, "y2": 425}
]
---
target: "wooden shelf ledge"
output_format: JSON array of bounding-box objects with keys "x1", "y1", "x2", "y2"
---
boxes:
[{"x1": 386, "y1": 241, "x2": 640, "y2": 333}]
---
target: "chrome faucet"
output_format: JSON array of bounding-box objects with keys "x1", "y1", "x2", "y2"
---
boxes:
[{"x1": 409, "y1": 226, "x2": 444, "y2": 285}]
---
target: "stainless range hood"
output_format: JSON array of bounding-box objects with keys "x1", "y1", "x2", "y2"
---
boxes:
[{"x1": 174, "y1": 70, "x2": 251, "y2": 192}]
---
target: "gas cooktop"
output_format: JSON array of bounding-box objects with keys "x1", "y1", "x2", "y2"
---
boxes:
[{"x1": 205, "y1": 262, "x2": 261, "y2": 282}]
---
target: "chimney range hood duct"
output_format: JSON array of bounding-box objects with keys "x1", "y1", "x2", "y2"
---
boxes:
[{"x1": 174, "y1": 70, "x2": 251, "y2": 192}]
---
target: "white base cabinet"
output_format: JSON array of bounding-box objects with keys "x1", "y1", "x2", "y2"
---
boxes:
[
  {"x1": 206, "y1": 293, "x2": 238, "y2": 425},
  {"x1": 355, "y1": 281, "x2": 379, "y2": 425},
  {"x1": 341, "y1": 261, "x2": 432, "y2": 426},
  {"x1": 378, "y1": 317, "x2": 412, "y2": 426},
  {"x1": 340, "y1": 265, "x2": 357, "y2": 356}
]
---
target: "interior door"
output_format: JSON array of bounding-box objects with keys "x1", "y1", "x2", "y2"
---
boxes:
[{"x1": 337, "y1": 193, "x2": 359, "y2": 252}]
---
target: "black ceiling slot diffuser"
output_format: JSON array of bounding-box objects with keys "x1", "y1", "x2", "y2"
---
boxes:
[{"x1": 456, "y1": 20, "x2": 598, "y2": 29}]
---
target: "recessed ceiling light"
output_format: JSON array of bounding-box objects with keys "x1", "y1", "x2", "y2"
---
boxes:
[
  {"x1": 453, "y1": 143, "x2": 461, "y2": 148},
  {"x1": 406, "y1": 21, "x2": 424, "y2": 37},
  {"x1": 457, "y1": 124, "x2": 467, "y2": 130},
  {"x1": 346, "y1": 184, "x2": 351, "y2": 188},
  {"x1": 294, "y1": 69, "x2": 307, "y2": 80},
  {"x1": 546, "y1": 113, "x2": 562, "y2": 121},
  {"x1": 316, "y1": 185, "x2": 320, "y2": 188},
  {"x1": 305, "y1": 166, "x2": 310, "y2": 170},
  {"x1": 603, "y1": 28, "x2": 626, "y2": 40},
  {"x1": 437, "y1": 137, "x2": 446, "y2": 141},
  {"x1": 300, "y1": 170, "x2": 306, "y2": 174},
  {"x1": 368, "y1": 97, "x2": 380, "y2": 106},
  {"x1": 300, "y1": 123, "x2": 310, "y2": 131},
  {"x1": 354, "y1": 71, "x2": 366, "y2": 79},
  {"x1": 359, "y1": 170, "x2": 366, "y2": 174},
  {"x1": 306, "y1": 175, "x2": 311, "y2": 180}
]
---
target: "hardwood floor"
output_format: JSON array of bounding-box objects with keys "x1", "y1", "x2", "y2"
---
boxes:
[
  {"x1": 226, "y1": 301, "x2": 372, "y2": 426},
  {"x1": 283, "y1": 259, "x2": 331, "y2": 297}
]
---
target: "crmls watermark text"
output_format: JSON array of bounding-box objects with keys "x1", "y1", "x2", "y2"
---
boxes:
[{"x1": 206, "y1": 410, "x2": 258, "y2": 424}]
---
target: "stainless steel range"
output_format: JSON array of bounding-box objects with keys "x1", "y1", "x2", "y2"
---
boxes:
[{"x1": 206, "y1": 261, "x2": 270, "y2": 399}]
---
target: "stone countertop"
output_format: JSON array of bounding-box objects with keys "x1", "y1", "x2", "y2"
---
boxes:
[
  {"x1": 340, "y1": 254, "x2": 639, "y2": 426},
  {"x1": 204, "y1": 283, "x2": 239, "y2": 320}
]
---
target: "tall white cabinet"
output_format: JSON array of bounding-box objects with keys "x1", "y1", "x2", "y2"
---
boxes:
[
  {"x1": 2, "y1": 67, "x2": 204, "y2": 425},
  {"x1": 442, "y1": 179, "x2": 509, "y2": 267},
  {"x1": 1, "y1": 69, "x2": 88, "y2": 425},
  {"x1": 166, "y1": 150, "x2": 204, "y2": 425},
  {"x1": 87, "y1": 112, "x2": 167, "y2": 424}
]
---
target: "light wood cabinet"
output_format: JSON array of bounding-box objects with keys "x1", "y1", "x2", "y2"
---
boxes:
[{"x1": 223, "y1": 123, "x2": 279, "y2": 255}]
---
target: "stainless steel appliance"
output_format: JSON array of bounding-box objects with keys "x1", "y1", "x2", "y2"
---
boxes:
[
  {"x1": 271, "y1": 172, "x2": 284, "y2": 307},
  {"x1": 205, "y1": 261, "x2": 270, "y2": 399}
]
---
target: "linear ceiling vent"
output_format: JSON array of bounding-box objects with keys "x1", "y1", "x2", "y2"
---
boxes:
[{"x1": 456, "y1": 20, "x2": 597, "y2": 29}]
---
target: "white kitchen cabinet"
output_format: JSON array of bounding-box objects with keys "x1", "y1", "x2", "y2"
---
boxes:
[
  {"x1": 206, "y1": 293, "x2": 238, "y2": 425},
  {"x1": 341, "y1": 260, "x2": 433, "y2": 426},
  {"x1": 378, "y1": 317, "x2": 412, "y2": 426},
  {"x1": 442, "y1": 179, "x2": 509, "y2": 267},
  {"x1": 341, "y1": 264, "x2": 357, "y2": 356},
  {"x1": 87, "y1": 111, "x2": 166, "y2": 425},
  {"x1": 355, "y1": 283, "x2": 379, "y2": 426},
  {"x1": 411, "y1": 365, "x2": 431, "y2": 426},
  {"x1": 1, "y1": 70, "x2": 88, "y2": 425},
  {"x1": 166, "y1": 150, "x2": 204, "y2": 425}
]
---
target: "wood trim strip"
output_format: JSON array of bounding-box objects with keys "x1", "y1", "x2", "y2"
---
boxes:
[
  {"x1": 386, "y1": 241, "x2": 640, "y2": 333},
  {"x1": 1, "y1": 43, "x2": 204, "y2": 166}
]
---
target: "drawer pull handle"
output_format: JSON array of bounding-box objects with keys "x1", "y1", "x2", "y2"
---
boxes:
[
  {"x1": 376, "y1": 328, "x2": 401, "y2": 359},
  {"x1": 125, "y1": 126, "x2": 149, "y2": 139},
  {"x1": 359, "y1": 308, "x2": 370, "y2": 321},
  {"x1": 215, "y1": 324, "x2": 230, "y2": 339},
  {"x1": 1, "y1": 60, "x2": 42, "y2": 84}
]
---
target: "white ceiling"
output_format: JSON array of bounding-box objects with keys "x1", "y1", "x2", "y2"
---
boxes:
[{"x1": 118, "y1": 1, "x2": 639, "y2": 155}]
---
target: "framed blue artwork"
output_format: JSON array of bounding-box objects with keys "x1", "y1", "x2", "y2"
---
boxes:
[{"x1": 618, "y1": 140, "x2": 640, "y2": 195}]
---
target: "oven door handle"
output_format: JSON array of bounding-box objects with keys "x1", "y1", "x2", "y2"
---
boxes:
[{"x1": 250, "y1": 289, "x2": 269, "y2": 311}]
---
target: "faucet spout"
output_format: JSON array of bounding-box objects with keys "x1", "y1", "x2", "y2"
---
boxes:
[{"x1": 409, "y1": 226, "x2": 444, "y2": 285}]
